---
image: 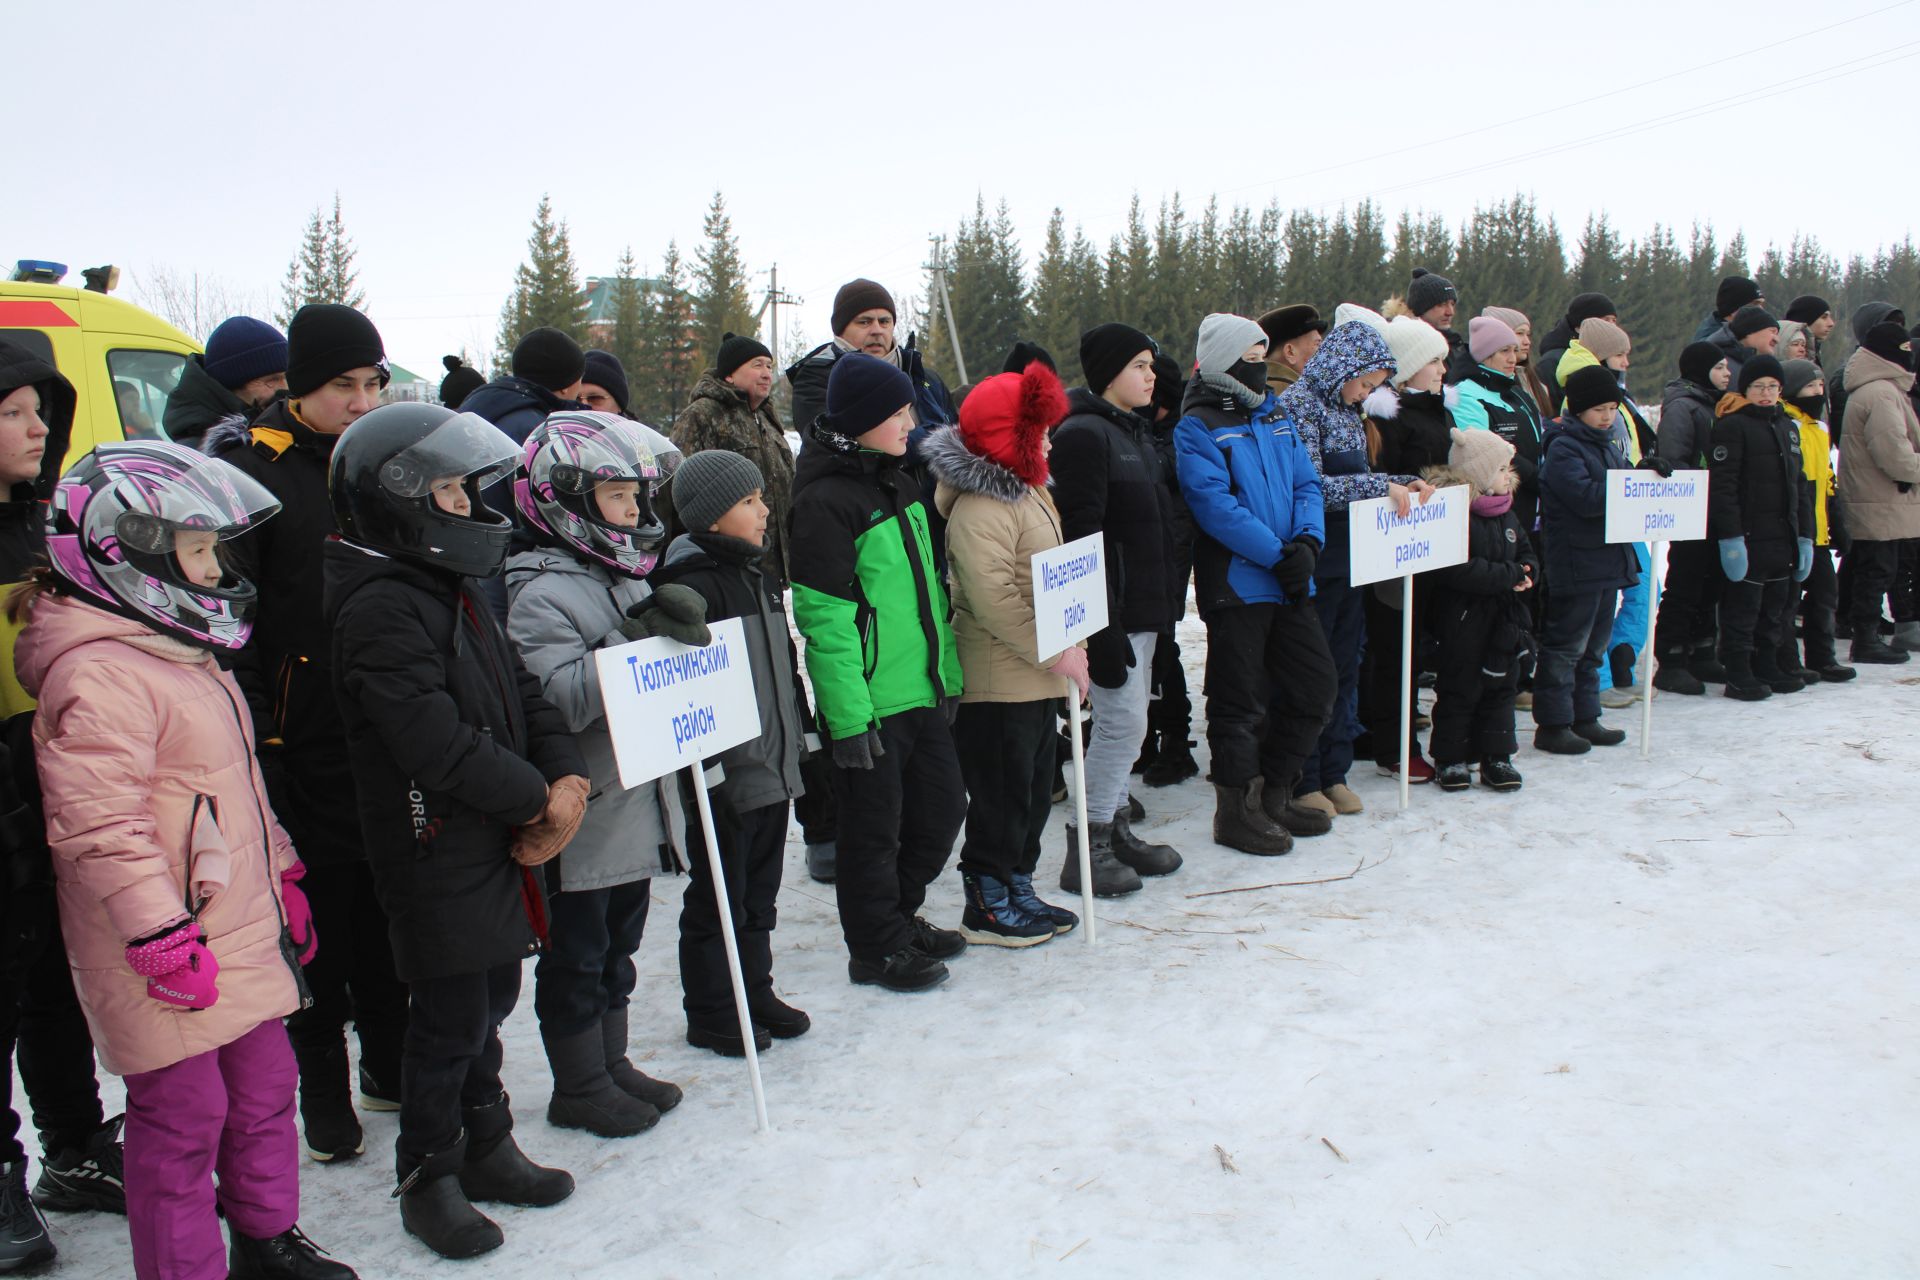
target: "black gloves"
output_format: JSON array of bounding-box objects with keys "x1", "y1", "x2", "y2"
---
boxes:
[
  {"x1": 942, "y1": 695, "x2": 960, "y2": 726},
  {"x1": 619, "y1": 584, "x2": 711, "y2": 647},
  {"x1": 1086, "y1": 626, "x2": 1135, "y2": 690},
  {"x1": 830, "y1": 728, "x2": 886, "y2": 770},
  {"x1": 1273, "y1": 538, "x2": 1318, "y2": 598},
  {"x1": 1638, "y1": 456, "x2": 1677, "y2": 477}
]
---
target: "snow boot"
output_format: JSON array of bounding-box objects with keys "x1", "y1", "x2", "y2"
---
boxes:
[
  {"x1": 1533, "y1": 725, "x2": 1592, "y2": 755},
  {"x1": 1608, "y1": 642, "x2": 1635, "y2": 690},
  {"x1": 1211, "y1": 781, "x2": 1293, "y2": 856},
  {"x1": 457, "y1": 1095, "x2": 573, "y2": 1208},
  {"x1": 601, "y1": 1007, "x2": 682, "y2": 1113},
  {"x1": 848, "y1": 947, "x2": 949, "y2": 992},
  {"x1": 1323, "y1": 782, "x2": 1364, "y2": 814},
  {"x1": 542, "y1": 1027, "x2": 659, "y2": 1138},
  {"x1": 31, "y1": 1115, "x2": 125, "y2": 1214},
  {"x1": 1124, "y1": 794, "x2": 1146, "y2": 821},
  {"x1": 1480, "y1": 757, "x2": 1524, "y2": 791},
  {"x1": 1291, "y1": 789, "x2": 1338, "y2": 821},
  {"x1": 1009, "y1": 872, "x2": 1078, "y2": 935},
  {"x1": 0, "y1": 1160, "x2": 54, "y2": 1272},
  {"x1": 1812, "y1": 659, "x2": 1858, "y2": 682},
  {"x1": 228, "y1": 1224, "x2": 358, "y2": 1279},
  {"x1": 357, "y1": 1066, "x2": 400, "y2": 1114},
  {"x1": 1849, "y1": 632, "x2": 1910, "y2": 664},
  {"x1": 748, "y1": 993, "x2": 811, "y2": 1039},
  {"x1": 1259, "y1": 780, "x2": 1333, "y2": 836},
  {"x1": 1689, "y1": 641, "x2": 1729, "y2": 683},
  {"x1": 686, "y1": 1019, "x2": 771, "y2": 1057},
  {"x1": 1132, "y1": 728, "x2": 1159, "y2": 776},
  {"x1": 398, "y1": 1139, "x2": 502, "y2": 1260},
  {"x1": 1142, "y1": 736, "x2": 1200, "y2": 786},
  {"x1": 1061, "y1": 822, "x2": 1144, "y2": 895},
  {"x1": 1751, "y1": 652, "x2": 1803, "y2": 694},
  {"x1": 1436, "y1": 762, "x2": 1472, "y2": 791},
  {"x1": 292, "y1": 1040, "x2": 363, "y2": 1163},
  {"x1": 805, "y1": 841, "x2": 837, "y2": 884},
  {"x1": 1571, "y1": 718, "x2": 1625, "y2": 746},
  {"x1": 1894, "y1": 621, "x2": 1920, "y2": 652},
  {"x1": 957, "y1": 871, "x2": 1056, "y2": 948},
  {"x1": 908, "y1": 916, "x2": 968, "y2": 960},
  {"x1": 1722, "y1": 651, "x2": 1773, "y2": 700},
  {"x1": 1110, "y1": 809, "x2": 1182, "y2": 876},
  {"x1": 1652, "y1": 662, "x2": 1706, "y2": 695}
]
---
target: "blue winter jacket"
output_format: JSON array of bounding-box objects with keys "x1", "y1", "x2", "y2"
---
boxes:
[
  {"x1": 1174, "y1": 376, "x2": 1325, "y2": 615},
  {"x1": 1537, "y1": 417, "x2": 1641, "y2": 594}
]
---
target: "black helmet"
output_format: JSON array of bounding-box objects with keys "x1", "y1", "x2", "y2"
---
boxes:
[{"x1": 328, "y1": 402, "x2": 521, "y2": 577}]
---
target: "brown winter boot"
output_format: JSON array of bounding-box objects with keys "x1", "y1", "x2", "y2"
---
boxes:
[{"x1": 1212, "y1": 780, "x2": 1293, "y2": 856}]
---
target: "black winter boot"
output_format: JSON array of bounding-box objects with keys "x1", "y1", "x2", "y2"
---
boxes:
[
  {"x1": 228, "y1": 1224, "x2": 358, "y2": 1278},
  {"x1": 601, "y1": 1007, "x2": 683, "y2": 1113},
  {"x1": 1060, "y1": 822, "x2": 1144, "y2": 896},
  {"x1": 1435, "y1": 762, "x2": 1472, "y2": 791},
  {"x1": 1721, "y1": 653, "x2": 1773, "y2": 700},
  {"x1": 1652, "y1": 658, "x2": 1706, "y2": 695},
  {"x1": 32, "y1": 1115, "x2": 125, "y2": 1214},
  {"x1": 1532, "y1": 725, "x2": 1592, "y2": 755},
  {"x1": 805, "y1": 841, "x2": 837, "y2": 884},
  {"x1": 458, "y1": 1095, "x2": 573, "y2": 1208},
  {"x1": 1212, "y1": 781, "x2": 1293, "y2": 856},
  {"x1": 1142, "y1": 736, "x2": 1200, "y2": 786},
  {"x1": 1258, "y1": 778, "x2": 1333, "y2": 836},
  {"x1": 397, "y1": 1138, "x2": 502, "y2": 1260},
  {"x1": 1571, "y1": 719, "x2": 1626, "y2": 746},
  {"x1": 292, "y1": 1039, "x2": 363, "y2": 1163},
  {"x1": 1751, "y1": 653, "x2": 1804, "y2": 694},
  {"x1": 1849, "y1": 632, "x2": 1910, "y2": 664},
  {"x1": 0, "y1": 1160, "x2": 54, "y2": 1272},
  {"x1": 1689, "y1": 641, "x2": 1729, "y2": 683},
  {"x1": 1132, "y1": 728, "x2": 1159, "y2": 776},
  {"x1": 1609, "y1": 642, "x2": 1635, "y2": 689},
  {"x1": 542, "y1": 1027, "x2": 659, "y2": 1138},
  {"x1": 848, "y1": 947, "x2": 949, "y2": 992},
  {"x1": 686, "y1": 1019, "x2": 772, "y2": 1057},
  {"x1": 1480, "y1": 757, "x2": 1524, "y2": 791},
  {"x1": 1109, "y1": 810, "x2": 1182, "y2": 876}
]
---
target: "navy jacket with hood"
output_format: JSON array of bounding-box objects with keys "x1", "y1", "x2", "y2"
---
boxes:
[{"x1": 1537, "y1": 417, "x2": 1641, "y2": 594}]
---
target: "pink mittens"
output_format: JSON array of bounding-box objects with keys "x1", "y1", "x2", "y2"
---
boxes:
[
  {"x1": 280, "y1": 863, "x2": 318, "y2": 965},
  {"x1": 125, "y1": 922, "x2": 220, "y2": 1009}
]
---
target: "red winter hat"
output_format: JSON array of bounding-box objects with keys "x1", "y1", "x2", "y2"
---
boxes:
[{"x1": 958, "y1": 362, "x2": 1068, "y2": 487}]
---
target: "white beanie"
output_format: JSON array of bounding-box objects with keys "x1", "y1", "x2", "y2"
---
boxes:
[
  {"x1": 1382, "y1": 316, "x2": 1449, "y2": 387},
  {"x1": 1194, "y1": 313, "x2": 1270, "y2": 376},
  {"x1": 1334, "y1": 302, "x2": 1388, "y2": 333}
]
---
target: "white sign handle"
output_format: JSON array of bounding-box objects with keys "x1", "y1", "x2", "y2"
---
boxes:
[
  {"x1": 685, "y1": 763, "x2": 770, "y2": 1133},
  {"x1": 1066, "y1": 681, "x2": 1096, "y2": 946},
  {"x1": 1640, "y1": 543, "x2": 1662, "y2": 760},
  {"x1": 1399, "y1": 572, "x2": 1414, "y2": 812}
]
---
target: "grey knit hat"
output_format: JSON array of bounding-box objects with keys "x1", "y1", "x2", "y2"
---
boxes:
[
  {"x1": 1194, "y1": 313, "x2": 1269, "y2": 375},
  {"x1": 673, "y1": 449, "x2": 765, "y2": 534}
]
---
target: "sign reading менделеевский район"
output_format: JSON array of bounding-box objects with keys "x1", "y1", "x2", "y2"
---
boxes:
[
  {"x1": 1031, "y1": 532, "x2": 1110, "y2": 659},
  {"x1": 1347, "y1": 484, "x2": 1472, "y2": 587},
  {"x1": 593, "y1": 616, "x2": 762, "y2": 789}
]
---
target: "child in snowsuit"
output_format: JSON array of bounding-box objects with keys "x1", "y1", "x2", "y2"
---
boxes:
[
  {"x1": 647, "y1": 450, "x2": 813, "y2": 1051},
  {"x1": 789, "y1": 353, "x2": 967, "y2": 994},
  {"x1": 325, "y1": 404, "x2": 587, "y2": 1261},
  {"x1": 505, "y1": 411, "x2": 689, "y2": 1134},
  {"x1": 1424, "y1": 429, "x2": 1539, "y2": 792},
  {"x1": 14, "y1": 441, "x2": 355, "y2": 1279}
]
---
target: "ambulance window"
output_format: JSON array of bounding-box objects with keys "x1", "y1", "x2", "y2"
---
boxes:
[
  {"x1": 0, "y1": 330, "x2": 57, "y2": 366},
  {"x1": 106, "y1": 349, "x2": 186, "y2": 441}
]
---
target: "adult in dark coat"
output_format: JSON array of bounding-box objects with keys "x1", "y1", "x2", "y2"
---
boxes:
[
  {"x1": 1690, "y1": 275, "x2": 1764, "y2": 342},
  {"x1": 1651, "y1": 342, "x2": 1732, "y2": 691},
  {"x1": 160, "y1": 316, "x2": 287, "y2": 448},
  {"x1": 1139, "y1": 351, "x2": 1200, "y2": 786},
  {"x1": 1535, "y1": 292, "x2": 1616, "y2": 411}
]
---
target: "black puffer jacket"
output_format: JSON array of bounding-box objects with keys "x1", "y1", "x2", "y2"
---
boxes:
[
  {"x1": 0, "y1": 341, "x2": 74, "y2": 585},
  {"x1": 161, "y1": 355, "x2": 249, "y2": 449},
  {"x1": 323, "y1": 541, "x2": 584, "y2": 982},
  {"x1": 1708, "y1": 397, "x2": 1815, "y2": 581},
  {"x1": 1425, "y1": 468, "x2": 1539, "y2": 685},
  {"x1": 1369, "y1": 386, "x2": 1455, "y2": 476},
  {"x1": 1655, "y1": 377, "x2": 1718, "y2": 469},
  {"x1": 206, "y1": 397, "x2": 363, "y2": 865},
  {"x1": 1050, "y1": 389, "x2": 1175, "y2": 636}
]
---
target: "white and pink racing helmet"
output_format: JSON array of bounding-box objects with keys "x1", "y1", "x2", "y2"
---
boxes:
[
  {"x1": 515, "y1": 411, "x2": 667, "y2": 578},
  {"x1": 45, "y1": 440, "x2": 280, "y2": 649}
]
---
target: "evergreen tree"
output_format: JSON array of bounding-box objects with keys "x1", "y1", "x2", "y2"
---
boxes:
[
  {"x1": 1031, "y1": 208, "x2": 1088, "y2": 384},
  {"x1": 321, "y1": 195, "x2": 363, "y2": 310},
  {"x1": 497, "y1": 195, "x2": 589, "y2": 357},
  {"x1": 926, "y1": 196, "x2": 1029, "y2": 386},
  {"x1": 1571, "y1": 213, "x2": 1628, "y2": 297},
  {"x1": 277, "y1": 194, "x2": 364, "y2": 325},
  {"x1": 1278, "y1": 209, "x2": 1329, "y2": 310},
  {"x1": 633, "y1": 241, "x2": 697, "y2": 428},
  {"x1": 607, "y1": 245, "x2": 645, "y2": 384},
  {"x1": 691, "y1": 191, "x2": 757, "y2": 367}
]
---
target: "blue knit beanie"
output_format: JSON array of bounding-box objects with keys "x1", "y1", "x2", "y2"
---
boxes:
[{"x1": 203, "y1": 316, "x2": 288, "y2": 390}]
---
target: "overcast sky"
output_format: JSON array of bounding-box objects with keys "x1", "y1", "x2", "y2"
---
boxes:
[{"x1": 16, "y1": 0, "x2": 1918, "y2": 380}]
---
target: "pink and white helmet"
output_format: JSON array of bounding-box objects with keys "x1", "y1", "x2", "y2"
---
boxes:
[
  {"x1": 45, "y1": 441, "x2": 280, "y2": 650},
  {"x1": 515, "y1": 411, "x2": 667, "y2": 578}
]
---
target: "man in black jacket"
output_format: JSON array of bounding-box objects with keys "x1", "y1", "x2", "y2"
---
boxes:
[
  {"x1": 208, "y1": 304, "x2": 410, "y2": 1164},
  {"x1": 1138, "y1": 351, "x2": 1200, "y2": 787},
  {"x1": 160, "y1": 315, "x2": 287, "y2": 448}
]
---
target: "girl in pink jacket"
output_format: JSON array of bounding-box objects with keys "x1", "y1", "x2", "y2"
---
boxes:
[{"x1": 11, "y1": 441, "x2": 355, "y2": 1280}]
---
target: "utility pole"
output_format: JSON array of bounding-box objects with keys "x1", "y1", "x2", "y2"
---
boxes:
[
  {"x1": 925, "y1": 235, "x2": 968, "y2": 385},
  {"x1": 755, "y1": 263, "x2": 801, "y2": 364}
]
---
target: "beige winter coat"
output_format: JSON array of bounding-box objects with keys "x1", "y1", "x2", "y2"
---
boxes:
[{"x1": 1836, "y1": 348, "x2": 1920, "y2": 542}]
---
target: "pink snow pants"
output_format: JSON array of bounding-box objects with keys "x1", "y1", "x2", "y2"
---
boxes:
[{"x1": 122, "y1": 1018, "x2": 299, "y2": 1280}]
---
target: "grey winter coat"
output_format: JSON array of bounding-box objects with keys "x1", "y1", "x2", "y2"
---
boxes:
[
  {"x1": 1656, "y1": 377, "x2": 1718, "y2": 469},
  {"x1": 504, "y1": 547, "x2": 682, "y2": 891}
]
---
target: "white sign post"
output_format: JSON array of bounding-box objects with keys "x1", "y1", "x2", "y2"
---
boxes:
[
  {"x1": 1604, "y1": 469, "x2": 1708, "y2": 758},
  {"x1": 1031, "y1": 533, "x2": 1108, "y2": 945},
  {"x1": 1348, "y1": 484, "x2": 1471, "y2": 811},
  {"x1": 594, "y1": 616, "x2": 769, "y2": 1132}
]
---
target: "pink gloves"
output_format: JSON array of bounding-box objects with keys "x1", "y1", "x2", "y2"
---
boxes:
[
  {"x1": 281, "y1": 863, "x2": 318, "y2": 965},
  {"x1": 126, "y1": 922, "x2": 220, "y2": 1009}
]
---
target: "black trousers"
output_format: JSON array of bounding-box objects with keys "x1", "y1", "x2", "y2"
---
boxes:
[
  {"x1": 0, "y1": 911, "x2": 103, "y2": 1164},
  {"x1": 1429, "y1": 656, "x2": 1519, "y2": 765},
  {"x1": 1848, "y1": 539, "x2": 1910, "y2": 631},
  {"x1": 285, "y1": 860, "x2": 408, "y2": 1093},
  {"x1": 399, "y1": 960, "x2": 520, "y2": 1163},
  {"x1": 679, "y1": 798, "x2": 787, "y2": 1026},
  {"x1": 953, "y1": 699, "x2": 1056, "y2": 882},
  {"x1": 1201, "y1": 601, "x2": 1337, "y2": 791},
  {"x1": 1654, "y1": 538, "x2": 1721, "y2": 658},
  {"x1": 793, "y1": 753, "x2": 837, "y2": 846},
  {"x1": 1146, "y1": 527, "x2": 1196, "y2": 745},
  {"x1": 831, "y1": 706, "x2": 965, "y2": 964},
  {"x1": 1722, "y1": 576, "x2": 1794, "y2": 671},
  {"x1": 534, "y1": 877, "x2": 650, "y2": 1039},
  {"x1": 1787, "y1": 546, "x2": 1839, "y2": 668}
]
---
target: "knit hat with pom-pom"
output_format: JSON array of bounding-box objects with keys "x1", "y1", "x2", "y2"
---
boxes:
[
  {"x1": 957, "y1": 360, "x2": 1069, "y2": 487},
  {"x1": 438, "y1": 355, "x2": 486, "y2": 409}
]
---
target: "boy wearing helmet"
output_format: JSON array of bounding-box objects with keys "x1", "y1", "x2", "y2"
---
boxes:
[
  {"x1": 322, "y1": 403, "x2": 589, "y2": 1261},
  {"x1": 503, "y1": 412, "x2": 695, "y2": 1133}
]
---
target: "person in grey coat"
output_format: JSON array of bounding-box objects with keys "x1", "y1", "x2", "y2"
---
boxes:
[{"x1": 505, "y1": 411, "x2": 705, "y2": 1139}]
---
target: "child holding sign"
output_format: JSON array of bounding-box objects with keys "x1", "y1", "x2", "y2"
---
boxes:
[{"x1": 646, "y1": 450, "x2": 813, "y2": 1050}]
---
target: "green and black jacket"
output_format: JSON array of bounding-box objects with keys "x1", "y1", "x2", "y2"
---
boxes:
[{"x1": 789, "y1": 421, "x2": 961, "y2": 742}]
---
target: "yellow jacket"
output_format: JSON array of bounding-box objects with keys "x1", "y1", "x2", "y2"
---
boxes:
[{"x1": 1783, "y1": 401, "x2": 1834, "y2": 546}]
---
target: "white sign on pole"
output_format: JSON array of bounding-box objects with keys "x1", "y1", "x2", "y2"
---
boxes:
[
  {"x1": 594, "y1": 617, "x2": 762, "y2": 789},
  {"x1": 1605, "y1": 469, "x2": 1708, "y2": 543},
  {"x1": 1031, "y1": 532, "x2": 1109, "y2": 656},
  {"x1": 1346, "y1": 484, "x2": 1472, "y2": 587}
]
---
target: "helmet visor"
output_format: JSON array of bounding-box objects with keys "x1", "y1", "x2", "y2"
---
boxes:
[
  {"x1": 95, "y1": 446, "x2": 282, "y2": 554},
  {"x1": 379, "y1": 413, "x2": 522, "y2": 499},
  {"x1": 543, "y1": 416, "x2": 666, "y2": 495}
]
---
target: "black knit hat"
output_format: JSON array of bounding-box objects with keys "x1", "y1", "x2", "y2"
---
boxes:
[
  {"x1": 831, "y1": 279, "x2": 896, "y2": 336},
  {"x1": 1730, "y1": 306, "x2": 1780, "y2": 341},
  {"x1": 511, "y1": 327, "x2": 586, "y2": 392},
  {"x1": 1716, "y1": 276, "x2": 1762, "y2": 317},
  {"x1": 1150, "y1": 352, "x2": 1184, "y2": 418},
  {"x1": 1565, "y1": 292, "x2": 1617, "y2": 327},
  {"x1": 824, "y1": 351, "x2": 914, "y2": 437},
  {"x1": 581, "y1": 350, "x2": 630, "y2": 411},
  {"x1": 673, "y1": 449, "x2": 765, "y2": 533},
  {"x1": 286, "y1": 304, "x2": 386, "y2": 398},
  {"x1": 1001, "y1": 340, "x2": 1056, "y2": 375},
  {"x1": 1861, "y1": 321, "x2": 1914, "y2": 370},
  {"x1": 1407, "y1": 269, "x2": 1457, "y2": 315},
  {"x1": 1678, "y1": 340, "x2": 1726, "y2": 388},
  {"x1": 439, "y1": 355, "x2": 486, "y2": 409},
  {"x1": 1784, "y1": 294, "x2": 1831, "y2": 323},
  {"x1": 1257, "y1": 303, "x2": 1328, "y2": 349},
  {"x1": 714, "y1": 332, "x2": 773, "y2": 381},
  {"x1": 1737, "y1": 354, "x2": 1785, "y2": 393},
  {"x1": 1563, "y1": 365, "x2": 1622, "y2": 417},
  {"x1": 1079, "y1": 323, "x2": 1155, "y2": 396}
]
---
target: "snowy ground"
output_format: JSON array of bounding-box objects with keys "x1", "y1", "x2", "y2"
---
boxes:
[{"x1": 21, "y1": 610, "x2": 1920, "y2": 1278}]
